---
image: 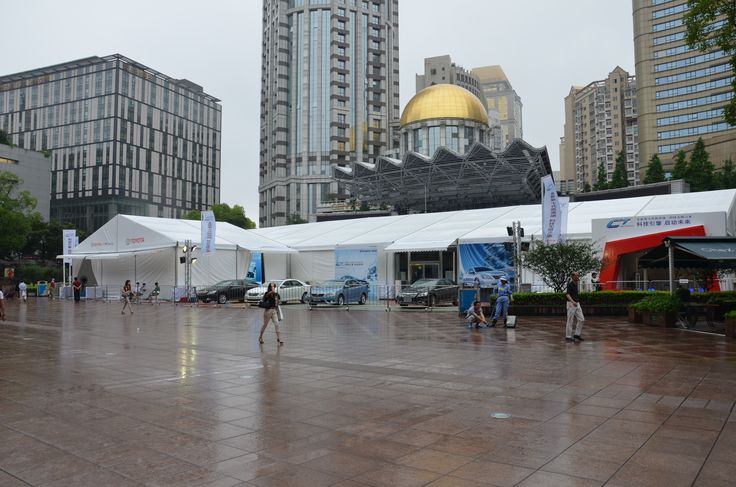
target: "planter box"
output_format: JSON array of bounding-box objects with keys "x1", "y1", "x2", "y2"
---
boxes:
[
  {"x1": 725, "y1": 318, "x2": 736, "y2": 338},
  {"x1": 642, "y1": 311, "x2": 677, "y2": 327},
  {"x1": 628, "y1": 306, "x2": 643, "y2": 323}
]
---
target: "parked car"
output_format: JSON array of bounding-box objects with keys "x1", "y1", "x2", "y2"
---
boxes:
[
  {"x1": 308, "y1": 278, "x2": 369, "y2": 305},
  {"x1": 396, "y1": 279, "x2": 459, "y2": 307},
  {"x1": 245, "y1": 279, "x2": 311, "y2": 304},
  {"x1": 197, "y1": 279, "x2": 260, "y2": 304},
  {"x1": 461, "y1": 267, "x2": 507, "y2": 288}
]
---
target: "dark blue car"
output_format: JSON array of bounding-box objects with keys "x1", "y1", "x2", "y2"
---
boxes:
[{"x1": 308, "y1": 278, "x2": 369, "y2": 305}]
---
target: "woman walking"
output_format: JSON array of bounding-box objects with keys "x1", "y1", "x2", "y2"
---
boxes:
[
  {"x1": 259, "y1": 282, "x2": 283, "y2": 345},
  {"x1": 121, "y1": 280, "x2": 134, "y2": 315}
]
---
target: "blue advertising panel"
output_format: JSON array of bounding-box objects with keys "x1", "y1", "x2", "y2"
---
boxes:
[
  {"x1": 335, "y1": 247, "x2": 378, "y2": 298},
  {"x1": 458, "y1": 243, "x2": 514, "y2": 289},
  {"x1": 247, "y1": 252, "x2": 264, "y2": 283}
]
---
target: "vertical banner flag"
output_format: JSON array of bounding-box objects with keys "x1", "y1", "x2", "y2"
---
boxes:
[
  {"x1": 201, "y1": 210, "x2": 216, "y2": 256},
  {"x1": 63, "y1": 229, "x2": 76, "y2": 264},
  {"x1": 541, "y1": 175, "x2": 561, "y2": 244},
  {"x1": 559, "y1": 196, "x2": 570, "y2": 243}
]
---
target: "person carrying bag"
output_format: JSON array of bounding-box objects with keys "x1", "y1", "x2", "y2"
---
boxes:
[{"x1": 258, "y1": 282, "x2": 283, "y2": 345}]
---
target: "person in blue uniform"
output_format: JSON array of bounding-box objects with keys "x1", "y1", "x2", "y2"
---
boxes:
[{"x1": 491, "y1": 276, "x2": 513, "y2": 327}]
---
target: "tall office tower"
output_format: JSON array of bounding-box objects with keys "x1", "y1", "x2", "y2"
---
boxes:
[
  {"x1": 633, "y1": 0, "x2": 736, "y2": 173},
  {"x1": 259, "y1": 0, "x2": 400, "y2": 227},
  {"x1": 560, "y1": 67, "x2": 639, "y2": 192},
  {"x1": 0, "y1": 54, "x2": 222, "y2": 233},
  {"x1": 471, "y1": 65, "x2": 523, "y2": 148},
  {"x1": 415, "y1": 55, "x2": 485, "y2": 108}
]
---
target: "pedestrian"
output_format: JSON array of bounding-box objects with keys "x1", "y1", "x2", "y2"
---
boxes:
[
  {"x1": 18, "y1": 281, "x2": 27, "y2": 303},
  {"x1": 121, "y1": 280, "x2": 134, "y2": 314},
  {"x1": 465, "y1": 300, "x2": 488, "y2": 328},
  {"x1": 150, "y1": 282, "x2": 160, "y2": 304},
  {"x1": 565, "y1": 272, "x2": 585, "y2": 342},
  {"x1": 133, "y1": 282, "x2": 141, "y2": 303},
  {"x1": 72, "y1": 276, "x2": 82, "y2": 302},
  {"x1": 0, "y1": 287, "x2": 5, "y2": 321},
  {"x1": 491, "y1": 276, "x2": 513, "y2": 327},
  {"x1": 591, "y1": 272, "x2": 600, "y2": 292},
  {"x1": 49, "y1": 278, "x2": 56, "y2": 300},
  {"x1": 258, "y1": 282, "x2": 283, "y2": 345}
]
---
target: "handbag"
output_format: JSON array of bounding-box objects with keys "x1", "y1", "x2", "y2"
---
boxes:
[
  {"x1": 276, "y1": 306, "x2": 284, "y2": 321},
  {"x1": 257, "y1": 299, "x2": 269, "y2": 309}
]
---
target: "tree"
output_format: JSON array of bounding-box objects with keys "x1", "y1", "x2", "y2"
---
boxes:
[
  {"x1": 0, "y1": 171, "x2": 40, "y2": 259},
  {"x1": 0, "y1": 130, "x2": 11, "y2": 146},
  {"x1": 719, "y1": 158, "x2": 736, "y2": 188},
  {"x1": 609, "y1": 151, "x2": 629, "y2": 189},
  {"x1": 643, "y1": 154, "x2": 666, "y2": 184},
  {"x1": 671, "y1": 150, "x2": 689, "y2": 181},
  {"x1": 687, "y1": 138, "x2": 715, "y2": 191},
  {"x1": 182, "y1": 203, "x2": 255, "y2": 229},
  {"x1": 684, "y1": 0, "x2": 736, "y2": 126},
  {"x1": 583, "y1": 182, "x2": 592, "y2": 193},
  {"x1": 593, "y1": 160, "x2": 608, "y2": 191},
  {"x1": 522, "y1": 240, "x2": 603, "y2": 292},
  {"x1": 286, "y1": 213, "x2": 307, "y2": 225},
  {"x1": 22, "y1": 220, "x2": 86, "y2": 261}
]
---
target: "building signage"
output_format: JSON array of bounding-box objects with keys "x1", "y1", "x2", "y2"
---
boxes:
[
  {"x1": 201, "y1": 211, "x2": 216, "y2": 256},
  {"x1": 125, "y1": 237, "x2": 145, "y2": 246}
]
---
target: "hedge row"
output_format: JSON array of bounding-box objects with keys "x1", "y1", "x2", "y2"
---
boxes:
[{"x1": 487, "y1": 291, "x2": 656, "y2": 305}]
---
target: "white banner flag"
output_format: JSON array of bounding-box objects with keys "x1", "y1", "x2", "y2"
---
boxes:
[
  {"x1": 541, "y1": 175, "x2": 562, "y2": 244},
  {"x1": 201, "y1": 211, "x2": 216, "y2": 256},
  {"x1": 63, "y1": 229, "x2": 77, "y2": 264},
  {"x1": 559, "y1": 196, "x2": 569, "y2": 243}
]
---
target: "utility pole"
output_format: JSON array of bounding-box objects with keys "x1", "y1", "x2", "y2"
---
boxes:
[{"x1": 507, "y1": 221, "x2": 525, "y2": 293}]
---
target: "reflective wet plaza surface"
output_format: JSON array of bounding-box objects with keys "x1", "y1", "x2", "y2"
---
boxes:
[{"x1": 1, "y1": 299, "x2": 736, "y2": 487}]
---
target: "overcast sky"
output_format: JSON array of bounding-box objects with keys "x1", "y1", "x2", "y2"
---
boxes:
[{"x1": 3, "y1": 0, "x2": 634, "y2": 226}]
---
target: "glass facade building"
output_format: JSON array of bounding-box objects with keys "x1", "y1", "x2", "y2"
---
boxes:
[
  {"x1": 259, "y1": 0, "x2": 400, "y2": 227},
  {"x1": 0, "y1": 54, "x2": 222, "y2": 232},
  {"x1": 633, "y1": 0, "x2": 735, "y2": 171}
]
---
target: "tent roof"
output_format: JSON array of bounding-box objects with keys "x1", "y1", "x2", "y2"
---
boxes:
[
  {"x1": 640, "y1": 236, "x2": 736, "y2": 269},
  {"x1": 73, "y1": 215, "x2": 295, "y2": 256},
  {"x1": 252, "y1": 189, "x2": 736, "y2": 250}
]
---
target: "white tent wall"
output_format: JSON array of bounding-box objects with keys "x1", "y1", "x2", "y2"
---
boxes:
[
  {"x1": 72, "y1": 248, "x2": 175, "y2": 296},
  {"x1": 264, "y1": 253, "x2": 289, "y2": 282},
  {"x1": 289, "y1": 251, "x2": 334, "y2": 283},
  {"x1": 188, "y1": 248, "x2": 250, "y2": 288}
]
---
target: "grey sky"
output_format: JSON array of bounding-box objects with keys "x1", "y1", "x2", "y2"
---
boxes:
[{"x1": 3, "y1": 0, "x2": 633, "y2": 226}]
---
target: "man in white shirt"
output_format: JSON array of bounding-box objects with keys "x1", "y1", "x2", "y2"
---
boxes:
[{"x1": 18, "y1": 281, "x2": 27, "y2": 303}]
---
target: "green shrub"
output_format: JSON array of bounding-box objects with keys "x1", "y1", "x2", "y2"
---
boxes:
[
  {"x1": 14, "y1": 264, "x2": 62, "y2": 283},
  {"x1": 631, "y1": 294, "x2": 681, "y2": 313},
  {"x1": 492, "y1": 291, "x2": 653, "y2": 306},
  {"x1": 725, "y1": 310, "x2": 736, "y2": 320}
]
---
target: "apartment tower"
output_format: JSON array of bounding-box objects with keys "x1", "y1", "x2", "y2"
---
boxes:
[
  {"x1": 560, "y1": 67, "x2": 639, "y2": 192},
  {"x1": 633, "y1": 0, "x2": 736, "y2": 173},
  {"x1": 471, "y1": 65, "x2": 523, "y2": 148},
  {"x1": 259, "y1": 0, "x2": 400, "y2": 227},
  {"x1": 0, "y1": 54, "x2": 222, "y2": 232}
]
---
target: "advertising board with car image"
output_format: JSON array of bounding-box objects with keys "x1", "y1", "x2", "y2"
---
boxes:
[{"x1": 458, "y1": 243, "x2": 514, "y2": 289}]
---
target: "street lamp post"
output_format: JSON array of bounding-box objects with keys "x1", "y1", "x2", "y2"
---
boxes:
[
  {"x1": 507, "y1": 221, "x2": 525, "y2": 293},
  {"x1": 181, "y1": 239, "x2": 198, "y2": 302}
]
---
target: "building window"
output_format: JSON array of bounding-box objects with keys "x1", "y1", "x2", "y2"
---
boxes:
[{"x1": 413, "y1": 128, "x2": 422, "y2": 153}]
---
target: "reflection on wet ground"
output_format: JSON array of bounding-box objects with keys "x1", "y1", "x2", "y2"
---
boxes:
[{"x1": 1, "y1": 299, "x2": 735, "y2": 486}]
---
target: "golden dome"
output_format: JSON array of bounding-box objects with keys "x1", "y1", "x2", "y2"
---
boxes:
[{"x1": 400, "y1": 84, "x2": 489, "y2": 126}]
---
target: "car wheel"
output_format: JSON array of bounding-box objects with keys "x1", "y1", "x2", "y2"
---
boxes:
[
  {"x1": 428, "y1": 295, "x2": 436, "y2": 307},
  {"x1": 301, "y1": 292, "x2": 308, "y2": 304},
  {"x1": 358, "y1": 293, "x2": 367, "y2": 305},
  {"x1": 217, "y1": 294, "x2": 228, "y2": 304},
  {"x1": 337, "y1": 294, "x2": 345, "y2": 306}
]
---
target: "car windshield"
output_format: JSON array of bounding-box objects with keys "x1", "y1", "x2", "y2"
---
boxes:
[
  {"x1": 267, "y1": 280, "x2": 285, "y2": 286},
  {"x1": 318, "y1": 280, "x2": 346, "y2": 287},
  {"x1": 412, "y1": 279, "x2": 439, "y2": 287},
  {"x1": 213, "y1": 280, "x2": 233, "y2": 286}
]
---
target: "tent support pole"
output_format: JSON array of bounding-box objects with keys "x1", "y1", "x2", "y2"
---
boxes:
[
  {"x1": 666, "y1": 239, "x2": 674, "y2": 294},
  {"x1": 235, "y1": 245, "x2": 238, "y2": 279},
  {"x1": 174, "y1": 243, "x2": 179, "y2": 290}
]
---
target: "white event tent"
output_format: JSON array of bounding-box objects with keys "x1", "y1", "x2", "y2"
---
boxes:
[
  {"x1": 252, "y1": 189, "x2": 736, "y2": 286},
  {"x1": 65, "y1": 215, "x2": 294, "y2": 292}
]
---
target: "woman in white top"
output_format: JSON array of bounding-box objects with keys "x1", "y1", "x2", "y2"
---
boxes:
[{"x1": 121, "y1": 280, "x2": 133, "y2": 315}]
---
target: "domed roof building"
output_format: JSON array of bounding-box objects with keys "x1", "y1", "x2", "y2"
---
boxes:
[{"x1": 333, "y1": 84, "x2": 552, "y2": 214}]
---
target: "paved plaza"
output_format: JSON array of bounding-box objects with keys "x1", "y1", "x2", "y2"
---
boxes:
[{"x1": 1, "y1": 299, "x2": 736, "y2": 487}]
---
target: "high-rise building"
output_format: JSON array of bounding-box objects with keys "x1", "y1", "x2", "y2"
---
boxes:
[
  {"x1": 415, "y1": 55, "x2": 485, "y2": 108},
  {"x1": 560, "y1": 67, "x2": 639, "y2": 192},
  {"x1": 633, "y1": 0, "x2": 736, "y2": 173},
  {"x1": 259, "y1": 0, "x2": 400, "y2": 227},
  {"x1": 471, "y1": 65, "x2": 523, "y2": 147},
  {"x1": 0, "y1": 54, "x2": 222, "y2": 233}
]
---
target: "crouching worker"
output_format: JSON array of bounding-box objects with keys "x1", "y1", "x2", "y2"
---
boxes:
[
  {"x1": 491, "y1": 276, "x2": 513, "y2": 327},
  {"x1": 465, "y1": 300, "x2": 487, "y2": 328}
]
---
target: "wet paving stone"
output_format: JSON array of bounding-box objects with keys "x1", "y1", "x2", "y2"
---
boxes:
[{"x1": 1, "y1": 299, "x2": 736, "y2": 486}]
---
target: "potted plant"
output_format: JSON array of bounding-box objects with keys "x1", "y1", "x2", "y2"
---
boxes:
[
  {"x1": 725, "y1": 310, "x2": 736, "y2": 338},
  {"x1": 627, "y1": 303, "x2": 643, "y2": 323},
  {"x1": 631, "y1": 293, "x2": 680, "y2": 327}
]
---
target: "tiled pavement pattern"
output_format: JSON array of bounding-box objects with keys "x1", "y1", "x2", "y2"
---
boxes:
[{"x1": 1, "y1": 299, "x2": 736, "y2": 487}]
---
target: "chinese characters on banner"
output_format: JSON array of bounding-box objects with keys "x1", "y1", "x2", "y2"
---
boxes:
[
  {"x1": 201, "y1": 211, "x2": 216, "y2": 256},
  {"x1": 63, "y1": 229, "x2": 76, "y2": 264},
  {"x1": 541, "y1": 175, "x2": 568, "y2": 244}
]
